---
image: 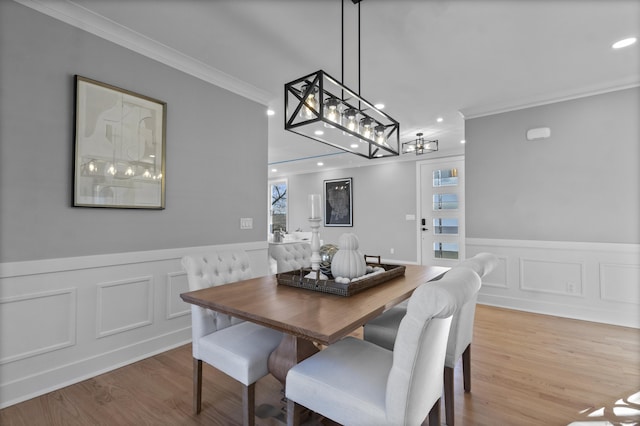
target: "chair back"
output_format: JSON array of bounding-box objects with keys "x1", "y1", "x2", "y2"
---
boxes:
[
  {"x1": 443, "y1": 253, "x2": 497, "y2": 367},
  {"x1": 458, "y1": 252, "x2": 499, "y2": 278},
  {"x1": 182, "y1": 251, "x2": 253, "y2": 359},
  {"x1": 385, "y1": 268, "x2": 481, "y2": 425},
  {"x1": 270, "y1": 242, "x2": 311, "y2": 273}
]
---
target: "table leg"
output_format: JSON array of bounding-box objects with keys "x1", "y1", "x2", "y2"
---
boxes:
[{"x1": 268, "y1": 334, "x2": 319, "y2": 384}]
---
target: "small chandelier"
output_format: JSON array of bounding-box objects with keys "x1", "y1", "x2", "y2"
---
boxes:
[
  {"x1": 402, "y1": 133, "x2": 439, "y2": 155},
  {"x1": 284, "y1": 1, "x2": 400, "y2": 159}
]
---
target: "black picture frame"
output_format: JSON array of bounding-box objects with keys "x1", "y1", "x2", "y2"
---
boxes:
[{"x1": 324, "y1": 177, "x2": 353, "y2": 227}]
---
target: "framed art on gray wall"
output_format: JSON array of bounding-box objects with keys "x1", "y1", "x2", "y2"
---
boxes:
[
  {"x1": 324, "y1": 177, "x2": 352, "y2": 227},
  {"x1": 73, "y1": 75, "x2": 166, "y2": 209}
]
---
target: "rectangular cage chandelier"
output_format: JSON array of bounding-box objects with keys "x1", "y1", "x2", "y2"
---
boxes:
[{"x1": 285, "y1": 70, "x2": 400, "y2": 159}]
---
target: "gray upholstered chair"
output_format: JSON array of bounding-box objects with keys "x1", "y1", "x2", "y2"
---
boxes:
[
  {"x1": 269, "y1": 242, "x2": 311, "y2": 273},
  {"x1": 285, "y1": 267, "x2": 482, "y2": 426},
  {"x1": 364, "y1": 252, "x2": 499, "y2": 426},
  {"x1": 182, "y1": 251, "x2": 283, "y2": 426}
]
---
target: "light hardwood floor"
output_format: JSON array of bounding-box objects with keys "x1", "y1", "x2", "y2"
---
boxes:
[{"x1": 2, "y1": 305, "x2": 639, "y2": 425}]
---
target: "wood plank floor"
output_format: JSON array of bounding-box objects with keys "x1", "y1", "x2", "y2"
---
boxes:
[{"x1": 2, "y1": 305, "x2": 639, "y2": 425}]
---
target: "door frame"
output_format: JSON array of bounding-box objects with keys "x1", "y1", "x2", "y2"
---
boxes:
[{"x1": 415, "y1": 155, "x2": 465, "y2": 266}]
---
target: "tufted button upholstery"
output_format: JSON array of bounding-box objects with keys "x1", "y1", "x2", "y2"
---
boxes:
[
  {"x1": 182, "y1": 251, "x2": 253, "y2": 337},
  {"x1": 269, "y1": 243, "x2": 311, "y2": 273},
  {"x1": 181, "y1": 250, "x2": 283, "y2": 425}
]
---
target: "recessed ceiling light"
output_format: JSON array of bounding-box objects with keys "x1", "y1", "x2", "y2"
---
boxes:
[
  {"x1": 436, "y1": 117, "x2": 444, "y2": 123},
  {"x1": 612, "y1": 37, "x2": 637, "y2": 49},
  {"x1": 314, "y1": 130, "x2": 324, "y2": 136},
  {"x1": 271, "y1": 168, "x2": 277, "y2": 172},
  {"x1": 374, "y1": 103, "x2": 385, "y2": 110},
  {"x1": 350, "y1": 143, "x2": 359, "y2": 148},
  {"x1": 266, "y1": 109, "x2": 275, "y2": 116},
  {"x1": 460, "y1": 139, "x2": 466, "y2": 144},
  {"x1": 317, "y1": 162, "x2": 324, "y2": 166}
]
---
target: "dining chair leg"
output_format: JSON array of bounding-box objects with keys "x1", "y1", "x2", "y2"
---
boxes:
[
  {"x1": 428, "y1": 397, "x2": 441, "y2": 426},
  {"x1": 193, "y1": 358, "x2": 202, "y2": 414},
  {"x1": 462, "y1": 344, "x2": 471, "y2": 392},
  {"x1": 242, "y1": 383, "x2": 256, "y2": 426},
  {"x1": 444, "y1": 366, "x2": 454, "y2": 426},
  {"x1": 286, "y1": 398, "x2": 301, "y2": 426}
]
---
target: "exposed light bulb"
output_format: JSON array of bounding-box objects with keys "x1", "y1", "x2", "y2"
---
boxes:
[
  {"x1": 375, "y1": 125, "x2": 386, "y2": 145},
  {"x1": 107, "y1": 164, "x2": 116, "y2": 175},
  {"x1": 344, "y1": 108, "x2": 359, "y2": 133},
  {"x1": 143, "y1": 169, "x2": 151, "y2": 178},
  {"x1": 300, "y1": 84, "x2": 318, "y2": 119},
  {"x1": 88, "y1": 161, "x2": 96, "y2": 172},
  {"x1": 323, "y1": 98, "x2": 341, "y2": 124},
  {"x1": 125, "y1": 166, "x2": 134, "y2": 176},
  {"x1": 360, "y1": 117, "x2": 376, "y2": 140}
]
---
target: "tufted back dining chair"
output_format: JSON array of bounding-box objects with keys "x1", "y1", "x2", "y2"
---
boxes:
[
  {"x1": 364, "y1": 252, "x2": 499, "y2": 426},
  {"x1": 285, "y1": 268, "x2": 482, "y2": 426},
  {"x1": 269, "y1": 242, "x2": 312, "y2": 273},
  {"x1": 182, "y1": 250, "x2": 283, "y2": 426}
]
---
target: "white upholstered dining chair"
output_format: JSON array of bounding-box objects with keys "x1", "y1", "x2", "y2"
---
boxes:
[
  {"x1": 285, "y1": 267, "x2": 482, "y2": 426},
  {"x1": 182, "y1": 251, "x2": 283, "y2": 426},
  {"x1": 269, "y1": 242, "x2": 311, "y2": 273},
  {"x1": 363, "y1": 252, "x2": 499, "y2": 426}
]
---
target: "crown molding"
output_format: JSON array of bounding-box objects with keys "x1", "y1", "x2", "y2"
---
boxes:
[
  {"x1": 460, "y1": 79, "x2": 640, "y2": 120},
  {"x1": 14, "y1": 0, "x2": 274, "y2": 106}
]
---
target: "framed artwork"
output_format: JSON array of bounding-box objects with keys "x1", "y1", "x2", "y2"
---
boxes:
[
  {"x1": 73, "y1": 75, "x2": 166, "y2": 209},
  {"x1": 324, "y1": 177, "x2": 352, "y2": 227}
]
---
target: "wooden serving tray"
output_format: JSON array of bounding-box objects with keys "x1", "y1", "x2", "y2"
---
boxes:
[{"x1": 276, "y1": 263, "x2": 406, "y2": 297}]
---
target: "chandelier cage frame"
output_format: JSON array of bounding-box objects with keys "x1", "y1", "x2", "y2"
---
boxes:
[
  {"x1": 285, "y1": 70, "x2": 400, "y2": 159},
  {"x1": 401, "y1": 132, "x2": 439, "y2": 155},
  {"x1": 284, "y1": 0, "x2": 400, "y2": 159}
]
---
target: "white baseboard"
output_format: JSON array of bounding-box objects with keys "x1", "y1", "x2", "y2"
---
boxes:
[{"x1": 0, "y1": 242, "x2": 269, "y2": 408}]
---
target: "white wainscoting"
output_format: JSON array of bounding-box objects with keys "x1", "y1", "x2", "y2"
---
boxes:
[
  {"x1": 0, "y1": 241, "x2": 269, "y2": 408},
  {"x1": 467, "y1": 238, "x2": 640, "y2": 328}
]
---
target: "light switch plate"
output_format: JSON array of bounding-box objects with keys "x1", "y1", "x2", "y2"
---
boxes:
[{"x1": 240, "y1": 218, "x2": 253, "y2": 229}]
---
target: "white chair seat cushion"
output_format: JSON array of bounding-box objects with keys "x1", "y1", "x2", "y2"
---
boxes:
[
  {"x1": 286, "y1": 336, "x2": 392, "y2": 426},
  {"x1": 198, "y1": 321, "x2": 282, "y2": 386}
]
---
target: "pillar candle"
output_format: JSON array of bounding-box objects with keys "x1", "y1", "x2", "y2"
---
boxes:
[{"x1": 308, "y1": 194, "x2": 321, "y2": 219}]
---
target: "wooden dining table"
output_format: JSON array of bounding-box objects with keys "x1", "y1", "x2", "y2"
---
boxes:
[{"x1": 180, "y1": 263, "x2": 449, "y2": 385}]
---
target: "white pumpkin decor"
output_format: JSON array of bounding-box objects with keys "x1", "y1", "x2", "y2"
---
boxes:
[{"x1": 331, "y1": 233, "x2": 367, "y2": 279}]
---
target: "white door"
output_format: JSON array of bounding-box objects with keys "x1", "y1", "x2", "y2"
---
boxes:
[{"x1": 418, "y1": 156, "x2": 465, "y2": 267}]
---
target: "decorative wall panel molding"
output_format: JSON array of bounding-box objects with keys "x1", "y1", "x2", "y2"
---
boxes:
[
  {"x1": 96, "y1": 276, "x2": 154, "y2": 338},
  {"x1": 520, "y1": 258, "x2": 584, "y2": 297},
  {"x1": 166, "y1": 271, "x2": 190, "y2": 319},
  {"x1": 600, "y1": 263, "x2": 640, "y2": 305},
  {"x1": 0, "y1": 289, "x2": 76, "y2": 364},
  {"x1": 0, "y1": 241, "x2": 268, "y2": 409},
  {"x1": 467, "y1": 238, "x2": 639, "y2": 328}
]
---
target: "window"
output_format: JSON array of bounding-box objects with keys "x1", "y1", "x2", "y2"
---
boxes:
[{"x1": 269, "y1": 179, "x2": 288, "y2": 234}]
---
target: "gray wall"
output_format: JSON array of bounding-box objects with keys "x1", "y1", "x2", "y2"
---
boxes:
[
  {"x1": 286, "y1": 161, "x2": 419, "y2": 262},
  {"x1": 0, "y1": 1, "x2": 268, "y2": 262},
  {"x1": 466, "y1": 87, "x2": 639, "y2": 244}
]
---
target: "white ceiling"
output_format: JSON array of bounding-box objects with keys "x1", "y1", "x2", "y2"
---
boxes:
[{"x1": 23, "y1": 0, "x2": 639, "y2": 176}]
